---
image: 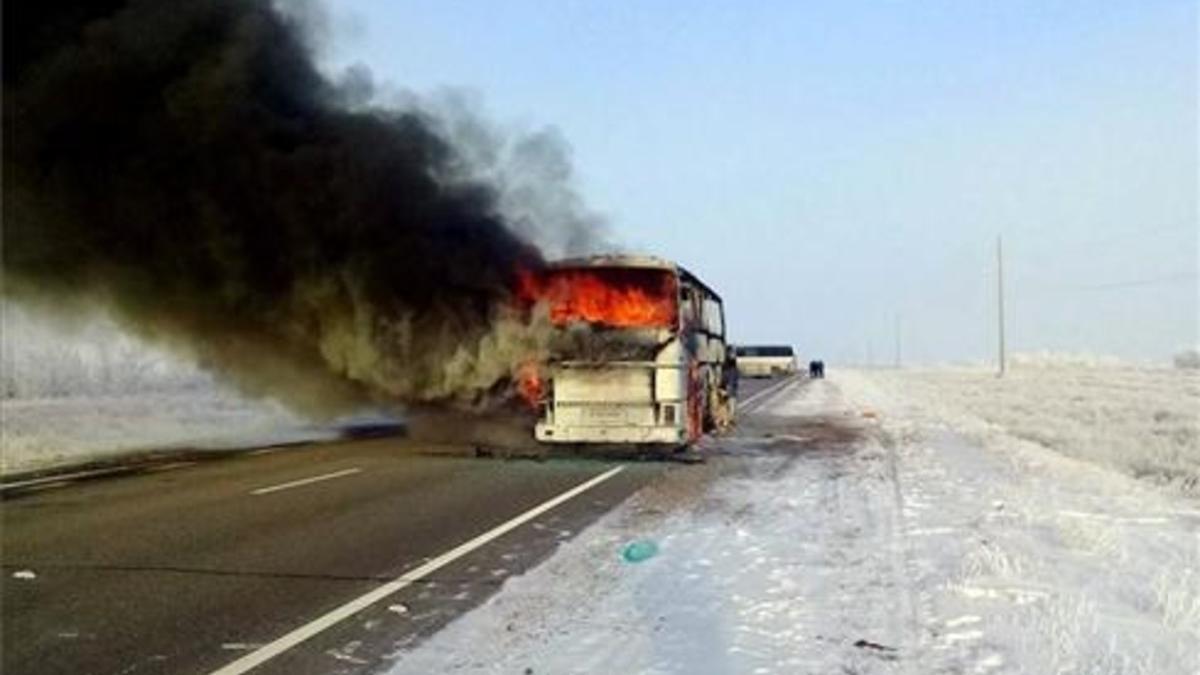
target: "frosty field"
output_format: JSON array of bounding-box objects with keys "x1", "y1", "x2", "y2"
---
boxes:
[
  {"x1": 845, "y1": 358, "x2": 1200, "y2": 494},
  {"x1": 0, "y1": 308, "x2": 325, "y2": 475},
  {"x1": 0, "y1": 392, "x2": 328, "y2": 475}
]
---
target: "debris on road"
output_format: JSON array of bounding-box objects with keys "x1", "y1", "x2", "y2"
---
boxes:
[{"x1": 620, "y1": 540, "x2": 659, "y2": 563}]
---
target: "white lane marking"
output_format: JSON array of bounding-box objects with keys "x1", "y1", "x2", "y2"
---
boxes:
[
  {"x1": 738, "y1": 375, "x2": 799, "y2": 411},
  {"x1": 21, "y1": 480, "x2": 73, "y2": 493},
  {"x1": 208, "y1": 464, "x2": 625, "y2": 675},
  {"x1": 0, "y1": 467, "x2": 123, "y2": 492},
  {"x1": 250, "y1": 468, "x2": 363, "y2": 495}
]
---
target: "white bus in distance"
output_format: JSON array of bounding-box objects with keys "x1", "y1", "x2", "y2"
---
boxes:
[{"x1": 735, "y1": 345, "x2": 797, "y2": 378}]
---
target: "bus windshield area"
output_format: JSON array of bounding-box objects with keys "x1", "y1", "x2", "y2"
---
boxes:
[{"x1": 517, "y1": 267, "x2": 678, "y2": 330}]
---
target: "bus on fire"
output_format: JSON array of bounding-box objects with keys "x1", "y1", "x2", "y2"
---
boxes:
[{"x1": 516, "y1": 255, "x2": 735, "y2": 447}]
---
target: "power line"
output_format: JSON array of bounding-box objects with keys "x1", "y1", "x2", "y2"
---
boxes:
[
  {"x1": 996, "y1": 235, "x2": 1006, "y2": 377},
  {"x1": 1004, "y1": 222, "x2": 1193, "y2": 245},
  {"x1": 1008, "y1": 224, "x2": 1196, "y2": 269},
  {"x1": 1018, "y1": 272, "x2": 1197, "y2": 294},
  {"x1": 894, "y1": 313, "x2": 902, "y2": 369},
  {"x1": 1065, "y1": 273, "x2": 1197, "y2": 292},
  {"x1": 1072, "y1": 224, "x2": 1195, "y2": 248}
]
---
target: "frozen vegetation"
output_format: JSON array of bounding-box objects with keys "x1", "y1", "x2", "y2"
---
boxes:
[
  {"x1": 849, "y1": 356, "x2": 1200, "y2": 494},
  {"x1": 1, "y1": 306, "x2": 213, "y2": 400},
  {"x1": 1, "y1": 307, "x2": 320, "y2": 475},
  {"x1": 1175, "y1": 348, "x2": 1200, "y2": 370},
  {"x1": 387, "y1": 368, "x2": 1200, "y2": 674}
]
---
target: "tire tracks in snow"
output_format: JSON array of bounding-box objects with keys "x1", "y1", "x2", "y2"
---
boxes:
[{"x1": 880, "y1": 424, "x2": 924, "y2": 675}]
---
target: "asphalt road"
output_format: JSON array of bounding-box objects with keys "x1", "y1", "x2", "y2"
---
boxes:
[
  {"x1": 1, "y1": 374, "x2": 796, "y2": 675},
  {"x1": 1, "y1": 437, "x2": 663, "y2": 675},
  {"x1": 736, "y1": 373, "x2": 793, "y2": 408}
]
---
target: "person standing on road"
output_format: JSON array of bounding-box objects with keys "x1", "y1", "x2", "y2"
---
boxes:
[{"x1": 808, "y1": 360, "x2": 825, "y2": 379}]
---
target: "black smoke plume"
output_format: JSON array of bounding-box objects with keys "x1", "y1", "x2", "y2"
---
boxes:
[{"x1": 4, "y1": 0, "x2": 582, "y2": 413}]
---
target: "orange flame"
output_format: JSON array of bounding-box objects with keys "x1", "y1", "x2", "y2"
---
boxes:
[
  {"x1": 516, "y1": 267, "x2": 677, "y2": 328},
  {"x1": 515, "y1": 361, "x2": 545, "y2": 408}
]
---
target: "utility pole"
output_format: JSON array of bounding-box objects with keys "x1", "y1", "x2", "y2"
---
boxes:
[
  {"x1": 894, "y1": 313, "x2": 902, "y2": 369},
  {"x1": 997, "y1": 235, "x2": 1007, "y2": 377}
]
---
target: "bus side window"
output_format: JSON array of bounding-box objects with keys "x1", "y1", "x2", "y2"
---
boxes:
[
  {"x1": 680, "y1": 286, "x2": 700, "y2": 329},
  {"x1": 703, "y1": 298, "x2": 724, "y2": 337}
]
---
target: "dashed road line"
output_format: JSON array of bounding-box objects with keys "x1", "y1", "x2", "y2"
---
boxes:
[{"x1": 249, "y1": 468, "x2": 363, "y2": 496}]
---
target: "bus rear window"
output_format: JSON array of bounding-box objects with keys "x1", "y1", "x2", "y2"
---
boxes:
[
  {"x1": 517, "y1": 267, "x2": 678, "y2": 329},
  {"x1": 736, "y1": 345, "x2": 794, "y2": 357}
]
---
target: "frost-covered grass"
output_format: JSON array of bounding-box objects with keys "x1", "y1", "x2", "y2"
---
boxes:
[
  {"x1": 1, "y1": 306, "x2": 319, "y2": 475},
  {"x1": 1, "y1": 305, "x2": 212, "y2": 399},
  {"x1": 1175, "y1": 348, "x2": 1200, "y2": 370},
  {"x1": 842, "y1": 359, "x2": 1200, "y2": 494},
  {"x1": 1, "y1": 393, "x2": 325, "y2": 475}
]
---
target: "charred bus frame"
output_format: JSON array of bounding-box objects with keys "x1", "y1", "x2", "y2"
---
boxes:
[{"x1": 526, "y1": 255, "x2": 733, "y2": 446}]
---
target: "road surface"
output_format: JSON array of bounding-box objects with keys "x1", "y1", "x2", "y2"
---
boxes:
[
  {"x1": 2, "y1": 438, "x2": 657, "y2": 675},
  {"x1": 1, "y1": 376, "x2": 795, "y2": 675}
]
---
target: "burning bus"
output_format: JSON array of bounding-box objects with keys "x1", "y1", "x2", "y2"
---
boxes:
[{"x1": 516, "y1": 255, "x2": 734, "y2": 446}]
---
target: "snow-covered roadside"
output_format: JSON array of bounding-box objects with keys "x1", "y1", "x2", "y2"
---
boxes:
[
  {"x1": 1, "y1": 391, "x2": 334, "y2": 475},
  {"x1": 837, "y1": 369, "x2": 1200, "y2": 674},
  {"x1": 385, "y1": 376, "x2": 1200, "y2": 674},
  {"x1": 842, "y1": 362, "x2": 1200, "y2": 494},
  {"x1": 1, "y1": 307, "x2": 341, "y2": 475}
]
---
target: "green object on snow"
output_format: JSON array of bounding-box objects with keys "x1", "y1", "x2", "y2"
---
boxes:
[{"x1": 621, "y1": 539, "x2": 659, "y2": 563}]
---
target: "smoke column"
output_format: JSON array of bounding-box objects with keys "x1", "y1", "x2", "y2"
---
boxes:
[{"x1": 3, "y1": 0, "x2": 586, "y2": 414}]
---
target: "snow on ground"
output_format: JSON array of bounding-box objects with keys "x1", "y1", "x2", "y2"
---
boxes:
[
  {"x1": 386, "y1": 373, "x2": 1200, "y2": 674},
  {"x1": 844, "y1": 359, "x2": 1200, "y2": 494},
  {"x1": 1, "y1": 306, "x2": 332, "y2": 475},
  {"x1": 1, "y1": 391, "x2": 332, "y2": 475}
]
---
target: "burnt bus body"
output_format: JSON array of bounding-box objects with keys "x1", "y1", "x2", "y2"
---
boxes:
[{"x1": 522, "y1": 255, "x2": 732, "y2": 446}]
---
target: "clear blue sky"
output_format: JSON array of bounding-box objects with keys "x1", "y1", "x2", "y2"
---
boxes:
[{"x1": 325, "y1": 1, "x2": 1197, "y2": 364}]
